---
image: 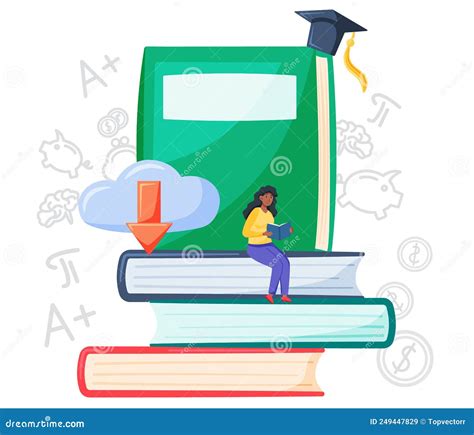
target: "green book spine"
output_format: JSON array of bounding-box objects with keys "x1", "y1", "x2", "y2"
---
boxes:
[{"x1": 137, "y1": 47, "x2": 336, "y2": 251}]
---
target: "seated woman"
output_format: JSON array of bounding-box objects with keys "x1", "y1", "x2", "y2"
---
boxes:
[{"x1": 242, "y1": 186, "x2": 292, "y2": 303}]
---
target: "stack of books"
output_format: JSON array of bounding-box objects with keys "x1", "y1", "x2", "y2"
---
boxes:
[
  {"x1": 78, "y1": 38, "x2": 396, "y2": 397},
  {"x1": 78, "y1": 250, "x2": 395, "y2": 397}
]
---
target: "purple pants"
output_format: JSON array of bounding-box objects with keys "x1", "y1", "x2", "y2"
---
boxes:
[{"x1": 247, "y1": 243, "x2": 290, "y2": 296}]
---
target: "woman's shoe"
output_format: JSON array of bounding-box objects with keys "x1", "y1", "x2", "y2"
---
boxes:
[
  {"x1": 281, "y1": 295, "x2": 292, "y2": 303},
  {"x1": 265, "y1": 294, "x2": 274, "y2": 304}
]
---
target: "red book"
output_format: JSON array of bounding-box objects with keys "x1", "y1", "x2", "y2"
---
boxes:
[{"x1": 78, "y1": 346, "x2": 325, "y2": 397}]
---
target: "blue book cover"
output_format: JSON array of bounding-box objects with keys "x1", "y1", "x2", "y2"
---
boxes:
[{"x1": 267, "y1": 222, "x2": 291, "y2": 240}]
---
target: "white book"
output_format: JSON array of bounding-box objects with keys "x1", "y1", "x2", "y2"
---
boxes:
[{"x1": 117, "y1": 250, "x2": 364, "y2": 301}]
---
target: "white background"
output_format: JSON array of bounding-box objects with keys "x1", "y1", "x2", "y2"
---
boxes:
[{"x1": 0, "y1": 0, "x2": 472, "y2": 408}]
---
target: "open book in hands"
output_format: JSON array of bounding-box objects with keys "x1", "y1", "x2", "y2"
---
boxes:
[{"x1": 267, "y1": 223, "x2": 291, "y2": 240}]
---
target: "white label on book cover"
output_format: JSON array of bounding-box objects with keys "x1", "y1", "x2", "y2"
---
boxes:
[{"x1": 163, "y1": 73, "x2": 297, "y2": 121}]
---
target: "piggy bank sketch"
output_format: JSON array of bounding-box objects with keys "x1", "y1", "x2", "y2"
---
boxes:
[
  {"x1": 40, "y1": 130, "x2": 92, "y2": 178},
  {"x1": 338, "y1": 170, "x2": 403, "y2": 219}
]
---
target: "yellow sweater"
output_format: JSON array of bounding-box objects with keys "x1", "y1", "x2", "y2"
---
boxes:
[{"x1": 242, "y1": 207, "x2": 274, "y2": 245}]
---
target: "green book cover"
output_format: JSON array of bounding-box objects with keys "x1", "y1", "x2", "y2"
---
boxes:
[{"x1": 137, "y1": 47, "x2": 337, "y2": 251}]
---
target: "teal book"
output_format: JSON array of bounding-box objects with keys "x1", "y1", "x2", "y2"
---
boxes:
[
  {"x1": 137, "y1": 47, "x2": 337, "y2": 251},
  {"x1": 150, "y1": 298, "x2": 395, "y2": 349}
]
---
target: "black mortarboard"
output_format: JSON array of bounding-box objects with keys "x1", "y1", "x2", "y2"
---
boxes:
[{"x1": 295, "y1": 10, "x2": 366, "y2": 55}]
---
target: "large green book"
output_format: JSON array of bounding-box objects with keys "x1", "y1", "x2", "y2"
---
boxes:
[{"x1": 137, "y1": 47, "x2": 336, "y2": 251}]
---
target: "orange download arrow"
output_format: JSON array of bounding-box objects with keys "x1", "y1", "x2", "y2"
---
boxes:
[{"x1": 127, "y1": 181, "x2": 172, "y2": 254}]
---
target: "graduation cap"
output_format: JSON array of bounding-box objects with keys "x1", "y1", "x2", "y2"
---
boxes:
[
  {"x1": 296, "y1": 9, "x2": 368, "y2": 92},
  {"x1": 295, "y1": 9, "x2": 366, "y2": 55}
]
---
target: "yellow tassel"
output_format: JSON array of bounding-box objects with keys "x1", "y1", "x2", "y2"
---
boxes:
[{"x1": 344, "y1": 32, "x2": 368, "y2": 92}]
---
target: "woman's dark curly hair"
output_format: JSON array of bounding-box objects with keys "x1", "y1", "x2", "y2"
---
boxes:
[{"x1": 242, "y1": 185, "x2": 278, "y2": 219}]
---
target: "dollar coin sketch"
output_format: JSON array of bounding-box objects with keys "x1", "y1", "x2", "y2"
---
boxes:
[
  {"x1": 97, "y1": 116, "x2": 119, "y2": 137},
  {"x1": 108, "y1": 108, "x2": 128, "y2": 129},
  {"x1": 398, "y1": 237, "x2": 432, "y2": 271},
  {"x1": 378, "y1": 330, "x2": 433, "y2": 387},
  {"x1": 377, "y1": 282, "x2": 413, "y2": 319}
]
